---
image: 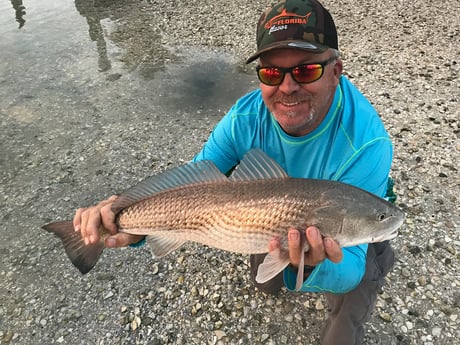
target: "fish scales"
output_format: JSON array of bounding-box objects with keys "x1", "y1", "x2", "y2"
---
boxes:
[
  {"x1": 116, "y1": 179, "x2": 314, "y2": 254},
  {"x1": 42, "y1": 149, "x2": 404, "y2": 289}
]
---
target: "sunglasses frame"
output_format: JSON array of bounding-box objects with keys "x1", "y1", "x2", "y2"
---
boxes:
[{"x1": 256, "y1": 56, "x2": 338, "y2": 86}]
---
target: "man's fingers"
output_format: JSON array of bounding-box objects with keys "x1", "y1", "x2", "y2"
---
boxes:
[
  {"x1": 100, "y1": 203, "x2": 117, "y2": 234},
  {"x1": 305, "y1": 226, "x2": 326, "y2": 264},
  {"x1": 86, "y1": 207, "x2": 103, "y2": 244},
  {"x1": 80, "y1": 208, "x2": 90, "y2": 243},
  {"x1": 324, "y1": 238, "x2": 343, "y2": 263},
  {"x1": 106, "y1": 195, "x2": 118, "y2": 203},
  {"x1": 73, "y1": 208, "x2": 85, "y2": 232},
  {"x1": 268, "y1": 237, "x2": 280, "y2": 253},
  {"x1": 105, "y1": 233, "x2": 145, "y2": 248},
  {"x1": 74, "y1": 195, "x2": 119, "y2": 246},
  {"x1": 286, "y1": 226, "x2": 343, "y2": 268},
  {"x1": 287, "y1": 228, "x2": 302, "y2": 266}
]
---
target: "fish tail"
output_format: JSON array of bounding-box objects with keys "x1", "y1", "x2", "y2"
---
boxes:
[{"x1": 42, "y1": 221, "x2": 104, "y2": 274}]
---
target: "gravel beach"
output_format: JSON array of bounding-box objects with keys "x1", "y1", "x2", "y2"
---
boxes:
[{"x1": 0, "y1": 0, "x2": 458, "y2": 344}]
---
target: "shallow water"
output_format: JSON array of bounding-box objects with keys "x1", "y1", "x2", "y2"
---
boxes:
[
  {"x1": 0, "y1": 0, "x2": 257, "y2": 188},
  {"x1": 0, "y1": 0, "x2": 256, "y2": 125}
]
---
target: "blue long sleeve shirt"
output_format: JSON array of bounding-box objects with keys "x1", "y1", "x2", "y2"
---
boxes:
[{"x1": 193, "y1": 75, "x2": 393, "y2": 293}]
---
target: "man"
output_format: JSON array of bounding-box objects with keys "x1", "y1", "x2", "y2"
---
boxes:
[{"x1": 74, "y1": 0, "x2": 396, "y2": 343}]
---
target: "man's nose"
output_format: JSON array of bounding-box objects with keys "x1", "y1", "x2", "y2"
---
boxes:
[{"x1": 278, "y1": 72, "x2": 301, "y2": 94}]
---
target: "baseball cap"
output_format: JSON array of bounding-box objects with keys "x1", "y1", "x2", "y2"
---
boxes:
[{"x1": 246, "y1": 0, "x2": 338, "y2": 64}]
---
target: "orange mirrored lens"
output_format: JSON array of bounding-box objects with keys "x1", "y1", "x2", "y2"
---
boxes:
[
  {"x1": 292, "y1": 64, "x2": 323, "y2": 83},
  {"x1": 258, "y1": 67, "x2": 283, "y2": 85}
]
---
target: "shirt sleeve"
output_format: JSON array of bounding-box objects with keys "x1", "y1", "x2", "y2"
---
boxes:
[
  {"x1": 192, "y1": 109, "x2": 239, "y2": 174},
  {"x1": 192, "y1": 89, "x2": 264, "y2": 173},
  {"x1": 284, "y1": 244, "x2": 368, "y2": 293}
]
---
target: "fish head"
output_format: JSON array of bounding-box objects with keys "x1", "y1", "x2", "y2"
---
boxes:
[
  {"x1": 335, "y1": 200, "x2": 404, "y2": 246},
  {"x1": 308, "y1": 187, "x2": 405, "y2": 247}
]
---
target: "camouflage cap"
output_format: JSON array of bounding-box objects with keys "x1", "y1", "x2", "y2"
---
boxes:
[{"x1": 246, "y1": 0, "x2": 338, "y2": 63}]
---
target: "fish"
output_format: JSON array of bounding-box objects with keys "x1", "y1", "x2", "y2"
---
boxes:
[{"x1": 42, "y1": 149, "x2": 404, "y2": 290}]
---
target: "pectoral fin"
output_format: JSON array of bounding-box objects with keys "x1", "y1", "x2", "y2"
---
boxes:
[{"x1": 255, "y1": 248, "x2": 290, "y2": 284}]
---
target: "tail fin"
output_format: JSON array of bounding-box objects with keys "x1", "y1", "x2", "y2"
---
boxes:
[{"x1": 42, "y1": 221, "x2": 104, "y2": 274}]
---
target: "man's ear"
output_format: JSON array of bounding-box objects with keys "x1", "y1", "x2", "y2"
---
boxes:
[{"x1": 333, "y1": 59, "x2": 343, "y2": 82}]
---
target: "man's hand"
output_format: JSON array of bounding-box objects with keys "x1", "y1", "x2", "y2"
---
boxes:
[
  {"x1": 269, "y1": 226, "x2": 343, "y2": 269},
  {"x1": 73, "y1": 195, "x2": 144, "y2": 248}
]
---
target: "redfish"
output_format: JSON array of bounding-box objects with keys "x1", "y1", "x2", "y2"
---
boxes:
[{"x1": 43, "y1": 149, "x2": 404, "y2": 290}]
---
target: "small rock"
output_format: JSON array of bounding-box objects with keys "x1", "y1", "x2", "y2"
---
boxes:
[
  {"x1": 315, "y1": 299, "x2": 325, "y2": 310},
  {"x1": 401, "y1": 268, "x2": 411, "y2": 277},
  {"x1": 2, "y1": 331, "x2": 14, "y2": 343},
  {"x1": 284, "y1": 314, "x2": 293, "y2": 322},
  {"x1": 379, "y1": 312, "x2": 392, "y2": 322},
  {"x1": 143, "y1": 316, "x2": 153, "y2": 326},
  {"x1": 261, "y1": 334, "x2": 270, "y2": 342},
  {"x1": 214, "y1": 330, "x2": 226, "y2": 340},
  {"x1": 431, "y1": 327, "x2": 442, "y2": 337},
  {"x1": 131, "y1": 316, "x2": 141, "y2": 331},
  {"x1": 418, "y1": 276, "x2": 428, "y2": 286},
  {"x1": 406, "y1": 321, "x2": 413, "y2": 330}
]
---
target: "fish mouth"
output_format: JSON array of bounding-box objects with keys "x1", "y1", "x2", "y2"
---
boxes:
[
  {"x1": 372, "y1": 228, "x2": 399, "y2": 243},
  {"x1": 384, "y1": 230, "x2": 399, "y2": 241}
]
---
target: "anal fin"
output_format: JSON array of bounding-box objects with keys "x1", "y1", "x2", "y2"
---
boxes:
[{"x1": 146, "y1": 236, "x2": 187, "y2": 258}]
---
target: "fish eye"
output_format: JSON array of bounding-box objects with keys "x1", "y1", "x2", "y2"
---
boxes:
[{"x1": 376, "y1": 213, "x2": 387, "y2": 221}]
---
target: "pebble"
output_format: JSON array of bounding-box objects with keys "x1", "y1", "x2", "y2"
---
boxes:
[
  {"x1": 2, "y1": 331, "x2": 14, "y2": 343},
  {"x1": 261, "y1": 334, "x2": 270, "y2": 342},
  {"x1": 432, "y1": 327, "x2": 442, "y2": 337},
  {"x1": 315, "y1": 299, "x2": 325, "y2": 311},
  {"x1": 214, "y1": 330, "x2": 226, "y2": 340},
  {"x1": 379, "y1": 312, "x2": 392, "y2": 322}
]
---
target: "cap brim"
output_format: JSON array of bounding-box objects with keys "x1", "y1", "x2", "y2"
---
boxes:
[{"x1": 246, "y1": 40, "x2": 329, "y2": 64}]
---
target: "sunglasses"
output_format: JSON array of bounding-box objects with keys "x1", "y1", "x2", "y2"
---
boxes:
[{"x1": 256, "y1": 56, "x2": 337, "y2": 86}]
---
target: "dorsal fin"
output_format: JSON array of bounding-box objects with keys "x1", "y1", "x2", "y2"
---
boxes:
[
  {"x1": 230, "y1": 149, "x2": 288, "y2": 181},
  {"x1": 112, "y1": 160, "x2": 227, "y2": 213}
]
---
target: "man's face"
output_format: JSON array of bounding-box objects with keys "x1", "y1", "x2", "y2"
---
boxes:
[{"x1": 259, "y1": 49, "x2": 342, "y2": 137}]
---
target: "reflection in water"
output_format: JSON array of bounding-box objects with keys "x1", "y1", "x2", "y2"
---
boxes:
[
  {"x1": 74, "y1": 0, "x2": 111, "y2": 71},
  {"x1": 70, "y1": 0, "x2": 174, "y2": 79},
  {"x1": 11, "y1": 0, "x2": 26, "y2": 28}
]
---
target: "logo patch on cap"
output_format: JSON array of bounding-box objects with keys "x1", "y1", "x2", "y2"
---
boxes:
[{"x1": 264, "y1": 9, "x2": 312, "y2": 30}]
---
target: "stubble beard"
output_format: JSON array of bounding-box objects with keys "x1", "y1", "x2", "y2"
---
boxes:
[
  {"x1": 284, "y1": 106, "x2": 315, "y2": 122},
  {"x1": 270, "y1": 83, "x2": 337, "y2": 135},
  {"x1": 278, "y1": 97, "x2": 318, "y2": 127}
]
